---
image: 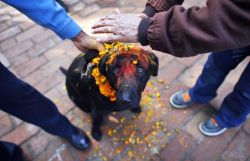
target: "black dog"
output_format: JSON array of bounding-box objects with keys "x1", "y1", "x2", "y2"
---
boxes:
[{"x1": 61, "y1": 45, "x2": 158, "y2": 141}]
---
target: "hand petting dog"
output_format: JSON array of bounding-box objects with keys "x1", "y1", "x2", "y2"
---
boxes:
[
  {"x1": 92, "y1": 12, "x2": 147, "y2": 43},
  {"x1": 72, "y1": 31, "x2": 104, "y2": 52}
]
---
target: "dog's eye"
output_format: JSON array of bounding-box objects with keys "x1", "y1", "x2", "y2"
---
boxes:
[
  {"x1": 136, "y1": 66, "x2": 144, "y2": 74},
  {"x1": 113, "y1": 67, "x2": 119, "y2": 74}
]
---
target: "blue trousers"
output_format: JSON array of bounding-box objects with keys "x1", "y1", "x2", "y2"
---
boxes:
[
  {"x1": 0, "y1": 63, "x2": 76, "y2": 139},
  {"x1": 189, "y1": 46, "x2": 250, "y2": 128}
]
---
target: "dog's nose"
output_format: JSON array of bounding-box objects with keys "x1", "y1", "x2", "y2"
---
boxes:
[{"x1": 119, "y1": 91, "x2": 133, "y2": 104}]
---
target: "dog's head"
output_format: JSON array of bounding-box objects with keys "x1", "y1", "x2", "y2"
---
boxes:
[{"x1": 98, "y1": 45, "x2": 158, "y2": 109}]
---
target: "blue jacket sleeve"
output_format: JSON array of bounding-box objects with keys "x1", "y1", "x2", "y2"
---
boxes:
[{"x1": 2, "y1": 0, "x2": 82, "y2": 39}]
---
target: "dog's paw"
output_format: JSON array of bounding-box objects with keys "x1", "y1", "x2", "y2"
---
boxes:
[
  {"x1": 130, "y1": 107, "x2": 142, "y2": 114},
  {"x1": 91, "y1": 128, "x2": 103, "y2": 141}
]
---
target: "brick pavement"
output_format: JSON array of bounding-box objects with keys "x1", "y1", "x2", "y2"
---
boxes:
[{"x1": 0, "y1": 0, "x2": 250, "y2": 161}]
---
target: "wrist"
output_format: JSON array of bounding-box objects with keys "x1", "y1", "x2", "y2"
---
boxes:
[{"x1": 72, "y1": 31, "x2": 87, "y2": 42}]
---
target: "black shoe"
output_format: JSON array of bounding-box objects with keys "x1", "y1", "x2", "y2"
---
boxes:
[{"x1": 67, "y1": 128, "x2": 91, "y2": 150}]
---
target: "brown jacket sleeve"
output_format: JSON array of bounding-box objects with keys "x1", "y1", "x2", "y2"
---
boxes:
[
  {"x1": 138, "y1": 0, "x2": 250, "y2": 57},
  {"x1": 143, "y1": 0, "x2": 184, "y2": 17}
]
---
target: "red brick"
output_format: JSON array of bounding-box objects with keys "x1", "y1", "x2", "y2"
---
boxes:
[
  {"x1": 79, "y1": 4, "x2": 100, "y2": 17},
  {"x1": 64, "y1": 0, "x2": 80, "y2": 6},
  {"x1": 0, "y1": 14, "x2": 11, "y2": 22},
  {"x1": 45, "y1": 88, "x2": 63, "y2": 102},
  {"x1": 157, "y1": 60, "x2": 186, "y2": 85},
  {"x1": 210, "y1": 81, "x2": 233, "y2": 110},
  {"x1": 222, "y1": 132, "x2": 250, "y2": 161},
  {"x1": 9, "y1": 53, "x2": 30, "y2": 68},
  {"x1": 191, "y1": 127, "x2": 239, "y2": 161},
  {"x1": 0, "y1": 115, "x2": 13, "y2": 136},
  {"x1": 0, "y1": 37, "x2": 16, "y2": 51},
  {"x1": 9, "y1": 9, "x2": 21, "y2": 16},
  {"x1": 16, "y1": 25, "x2": 44, "y2": 42},
  {"x1": 159, "y1": 82, "x2": 201, "y2": 130},
  {"x1": 71, "y1": 2, "x2": 86, "y2": 13},
  {"x1": 54, "y1": 40, "x2": 74, "y2": 51},
  {"x1": 197, "y1": 53, "x2": 209, "y2": 65},
  {"x1": 59, "y1": 148, "x2": 75, "y2": 161},
  {"x1": 16, "y1": 56, "x2": 47, "y2": 78},
  {"x1": 23, "y1": 57, "x2": 70, "y2": 85},
  {"x1": 0, "y1": 52, "x2": 10, "y2": 67},
  {"x1": 0, "y1": 26, "x2": 21, "y2": 41},
  {"x1": 27, "y1": 39, "x2": 55, "y2": 57},
  {"x1": 35, "y1": 71, "x2": 64, "y2": 94},
  {"x1": 243, "y1": 118, "x2": 250, "y2": 135},
  {"x1": 157, "y1": 54, "x2": 174, "y2": 70},
  {"x1": 0, "y1": 111, "x2": 7, "y2": 118},
  {"x1": 56, "y1": 96, "x2": 75, "y2": 115},
  {"x1": 44, "y1": 47, "x2": 66, "y2": 60},
  {"x1": 0, "y1": 23, "x2": 8, "y2": 32},
  {"x1": 9, "y1": 116, "x2": 23, "y2": 127},
  {"x1": 21, "y1": 131, "x2": 53, "y2": 160},
  {"x1": 1, "y1": 123, "x2": 39, "y2": 145},
  {"x1": 184, "y1": 107, "x2": 215, "y2": 142},
  {"x1": 178, "y1": 62, "x2": 204, "y2": 88},
  {"x1": 225, "y1": 58, "x2": 248, "y2": 85},
  {"x1": 32, "y1": 30, "x2": 55, "y2": 43},
  {"x1": 19, "y1": 21, "x2": 35, "y2": 30},
  {"x1": 34, "y1": 141, "x2": 73, "y2": 161},
  {"x1": 0, "y1": 6, "x2": 14, "y2": 15},
  {"x1": 175, "y1": 55, "x2": 201, "y2": 67},
  {"x1": 160, "y1": 132, "x2": 195, "y2": 161},
  {"x1": 4, "y1": 40, "x2": 33, "y2": 59}
]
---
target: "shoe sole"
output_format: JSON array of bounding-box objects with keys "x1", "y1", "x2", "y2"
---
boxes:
[
  {"x1": 169, "y1": 91, "x2": 190, "y2": 109},
  {"x1": 198, "y1": 122, "x2": 227, "y2": 136}
]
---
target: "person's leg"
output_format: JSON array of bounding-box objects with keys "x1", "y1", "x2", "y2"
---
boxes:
[
  {"x1": 0, "y1": 141, "x2": 24, "y2": 161},
  {"x1": 0, "y1": 63, "x2": 90, "y2": 150},
  {"x1": 189, "y1": 47, "x2": 250, "y2": 103},
  {"x1": 169, "y1": 46, "x2": 250, "y2": 108},
  {"x1": 170, "y1": 47, "x2": 250, "y2": 108},
  {"x1": 215, "y1": 61, "x2": 250, "y2": 128}
]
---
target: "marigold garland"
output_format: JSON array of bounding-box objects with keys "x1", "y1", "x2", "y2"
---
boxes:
[{"x1": 91, "y1": 42, "x2": 141, "y2": 102}]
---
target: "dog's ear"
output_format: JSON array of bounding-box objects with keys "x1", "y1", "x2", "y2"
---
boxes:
[
  {"x1": 147, "y1": 51, "x2": 159, "y2": 76},
  {"x1": 98, "y1": 54, "x2": 110, "y2": 76}
]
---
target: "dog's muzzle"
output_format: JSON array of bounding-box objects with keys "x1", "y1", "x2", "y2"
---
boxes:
[{"x1": 116, "y1": 84, "x2": 140, "y2": 108}]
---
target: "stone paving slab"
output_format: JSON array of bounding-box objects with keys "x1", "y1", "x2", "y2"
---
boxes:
[{"x1": 0, "y1": 0, "x2": 250, "y2": 161}]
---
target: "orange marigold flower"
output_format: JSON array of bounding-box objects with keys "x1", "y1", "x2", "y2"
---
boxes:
[{"x1": 100, "y1": 75, "x2": 107, "y2": 83}]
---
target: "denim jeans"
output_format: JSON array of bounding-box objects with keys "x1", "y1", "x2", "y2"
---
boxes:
[{"x1": 189, "y1": 46, "x2": 250, "y2": 128}]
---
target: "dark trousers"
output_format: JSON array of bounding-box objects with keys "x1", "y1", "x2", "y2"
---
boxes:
[
  {"x1": 0, "y1": 141, "x2": 24, "y2": 161},
  {"x1": 189, "y1": 46, "x2": 250, "y2": 128},
  {"x1": 0, "y1": 63, "x2": 76, "y2": 139}
]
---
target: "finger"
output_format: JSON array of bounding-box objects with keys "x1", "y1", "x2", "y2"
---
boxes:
[
  {"x1": 92, "y1": 20, "x2": 114, "y2": 29},
  {"x1": 86, "y1": 37, "x2": 105, "y2": 51},
  {"x1": 96, "y1": 35, "x2": 123, "y2": 43},
  {"x1": 92, "y1": 26, "x2": 115, "y2": 34},
  {"x1": 98, "y1": 14, "x2": 117, "y2": 22},
  {"x1": 96, "y1": 43, "x2": 104, "y2": 51}
]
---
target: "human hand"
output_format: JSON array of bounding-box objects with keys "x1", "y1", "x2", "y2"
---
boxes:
[
  {"x1": 72, "y1": 31, "x2": 104, "y2": 52},
  {"x1": 91, "y1": 13, "x2": 145, "y2": 43}
]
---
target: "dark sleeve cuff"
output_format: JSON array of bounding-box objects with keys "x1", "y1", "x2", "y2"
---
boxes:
[
  {"x1": 143, "y1": 5, "x2": 157, "y2": 17},
  {"x1": 138, "y1": 18, "x2": 150, "y2": 46}
]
